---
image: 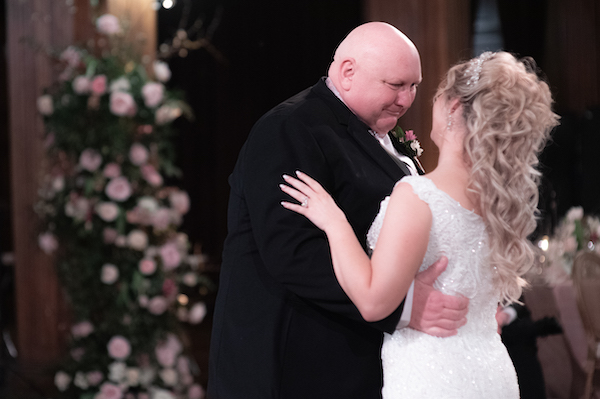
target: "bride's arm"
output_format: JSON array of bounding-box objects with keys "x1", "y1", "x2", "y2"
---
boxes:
[{"x1": 281, "y1": 172, "x2": 431, "y2": 322}]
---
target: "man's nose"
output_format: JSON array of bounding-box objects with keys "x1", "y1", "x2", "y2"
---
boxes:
[{"x1": 395, "y1": 89, "x2": 415, "y2": 108}]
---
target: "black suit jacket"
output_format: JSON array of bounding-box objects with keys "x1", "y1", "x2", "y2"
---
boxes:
[{"x1": 208, "y1": 78, "x2": 411, "y2": 398}]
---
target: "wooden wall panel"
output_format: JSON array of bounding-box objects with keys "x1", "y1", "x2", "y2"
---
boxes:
[
  {"x1": 6, "y1": 0, "x2": 156, "y2": 371},
  {"x1": 364, "y1": 0, "x2": 472, "y2": 172},
  {"x1": 544, "y1": 0, "x2": 600, "y2": 115},
  {"x1": 6, "y1": 0, "x2": 74, "y2": 366}
]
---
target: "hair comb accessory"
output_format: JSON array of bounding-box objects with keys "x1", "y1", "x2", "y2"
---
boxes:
[{"x1": 465, "y1": 51, "x2": 494, "y2": 86}]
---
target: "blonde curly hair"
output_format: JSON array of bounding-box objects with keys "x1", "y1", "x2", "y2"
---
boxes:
[{"x1": 436, "y1": 52, "x2": 560, "y2": 305}]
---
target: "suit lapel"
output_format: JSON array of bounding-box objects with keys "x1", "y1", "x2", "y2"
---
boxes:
[
  {"x1": 312, "y1": 79, "x2": 409, "y2": 180},
  {"x1": 347, "y1": 117, "x2": 409, "y2": 180}
]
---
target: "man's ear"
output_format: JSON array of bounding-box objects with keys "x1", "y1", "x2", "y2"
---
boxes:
[{"x1": 339, "y1": 58, "x2": 355, "y2": 91}]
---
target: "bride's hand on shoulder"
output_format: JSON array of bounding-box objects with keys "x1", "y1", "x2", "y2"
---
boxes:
[{"x1": 280, "y1": 171, "x2": 347, "y2": 232}]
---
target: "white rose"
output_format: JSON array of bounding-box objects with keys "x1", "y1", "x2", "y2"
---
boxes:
[
  {"x1": 38, "y1": 232, "x2": 59, "y2": 254},
  {"x1": 72, "y1": 75, "x2": 91, "y2": 94},
  {"x1": 126, "y1": 367, "x2": 140, "y2": 386},
  {"x1": 153, "y1": 60, "x2": 172, "y2": 82},
  {"x1": 96, "y1": 202, "x2": 119, "y2": 222},
  {"x1": 152, "y1": 388, "x2": 175, "y2": 399},
  {"x1": 188, "y1": 302, "x2": 207, "y2": 324},
  {"x1": 101, "y1": 264, "x2": 119, "y2": 284},
  {"x1": 74, "y1": 371, "x2": 89, "y2": 389},
  {"x1": 109, "y1": 77, "x2": 131, "y2": 93},
  {"x1": 108, "y1": 361, "x2": 126, "y2": 382},
  {"x1": 52, "y1": 175, "x2": 65, "y2": 192},
  {"x1": 96, "y1": 14, "x2": 121, "y2": 35},
  {"x1": 159, "y1": 368, "x2": 178, "y2": 387},
  {"x1": 182, "y1": 272, "x2": 197, "y2": 287},
  {"x1": 54, "y1": 371, "x2": 71, "y2": 392},
  {"x1": 37, "y1": 94, "x2": 54, "y2": 115},
  {"x1": 127, "y1": 229, "x2": 148, "y2": 251},
  {"x1": 141, "y1": 82, "x2": 164, "y2": 108},
  {"x1": 155, "y1": 104, "x2": 182, "y2": 125},
  {"x1": 138, "y1": 196, "x2": 159, "y2": 213},
  {"x1": 566, "y1": 206, "x2": 584, "y2": 221}
]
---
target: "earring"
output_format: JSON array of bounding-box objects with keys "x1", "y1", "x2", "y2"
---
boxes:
[{"x1": 447, "y1": 110, "x2": 453, "y2": 131}]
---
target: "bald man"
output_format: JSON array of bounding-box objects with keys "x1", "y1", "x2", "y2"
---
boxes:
[{"x1": 208, "y1": 22, "x2": 468, "y2": 399}]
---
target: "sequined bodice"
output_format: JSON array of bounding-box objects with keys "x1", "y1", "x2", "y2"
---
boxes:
[{"x1": 367, "y1": 176, "x2": 518, "y2": 399}]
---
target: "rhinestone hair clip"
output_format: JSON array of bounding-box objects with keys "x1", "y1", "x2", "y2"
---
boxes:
[{"x1": 465, "y1": 51, "x2": 494, "y2": 86}]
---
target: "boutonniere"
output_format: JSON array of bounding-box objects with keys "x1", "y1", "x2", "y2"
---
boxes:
[{"x1": 391, "y1": 124, "x2": 423, "y2": 158}]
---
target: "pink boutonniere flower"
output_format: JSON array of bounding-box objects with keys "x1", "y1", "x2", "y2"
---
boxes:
[{"x1": 391, "y1": 124, "x2": 423, "y2": 158}]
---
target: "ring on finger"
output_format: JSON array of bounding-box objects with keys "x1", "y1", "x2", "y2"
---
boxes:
[{"x1": 301, "y1": 196, "x2": 309, "y2": 208}]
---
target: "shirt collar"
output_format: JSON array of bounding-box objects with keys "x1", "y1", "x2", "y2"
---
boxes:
[{"x1": 325, "y1": 77, "x2": 386, "y2": 139}]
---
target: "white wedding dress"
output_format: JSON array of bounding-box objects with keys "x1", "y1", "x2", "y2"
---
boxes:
[{"x1": 366, "y1": 176, "x2": 519, "y2": 399}]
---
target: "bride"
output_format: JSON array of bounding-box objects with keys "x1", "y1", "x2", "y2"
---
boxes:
[{"x1": 280, "y1": 51, "x2": 559, "y2": 398}]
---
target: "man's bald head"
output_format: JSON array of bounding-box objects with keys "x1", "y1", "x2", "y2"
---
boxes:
[{"x1": 328, "y1": 22, "x2": 422, "y2": 133}]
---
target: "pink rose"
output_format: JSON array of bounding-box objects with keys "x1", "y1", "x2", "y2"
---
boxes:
[
  {"x1": 103, "y1": 227, "x2": 118, "y2": 244},
  {"x1": 37, "y1": 94, "x2": 54, "y2": 115},
  {"x1": 107, "y1": 335, "x2": 131, "y2": 360},
  {"x1": 60, "y1": 46, "x2": 81, "y2": 68},
  {"x1": 129, "y1": 143, "x2": 149, "y2": 166},
  {"x1": 177, "y1": 356, "x2": 191, "y2": 375},
  {"x1": 405, "y1": 130, "x2": 417, "y2": 141},
  {"x1": 99, "y1": 382, "x2": 123, "y2": 399},
  {"x1": 72, "y1": 75, "x2": 91, "y2": 94},
  {"x1": 141, "y1": 164, "x2": 163, "y2": 187},
  {"x1": 188, "y1": 302, "x2": 207, "y2": 324},
  {"x1": 141, "y1": 82, "x2": 164, "y2": 108},
  {"x1": 160, "y1": 242, "x2": 181, "y2": 270},
  {"x1": 148, "y1": 296, "x2": 168, "y2": 315},
  {"x1": 162, "y1": 278, "x2": 177, "y2": 299},
  {"x1": 188, "y1": 384, "x2": 205, "y2": 399},
  {"x1": 105, "y1": 176, "x2": 132, "y2": 202},
  {"x1": 79, "y1": 148, "x2": 102, "y2": 172},
  {"x1": 110, "y1": 91, "x2": 137, "y2": 117},
  {"x1": 181, "y1": 372, "x2": 194, "y2": 386},
  {"x1": 96, "y1": 14, "x2": 121, "y2": 35},
  {"x1": 86, "y1": 370, "x2": 103, "y2": 386},
  {"x1": 169, "y1": 190, "x2": 190, "y2": 215},
  {"x1": 138, "y1": 258, "x2": 156, "y2": 275},
  {"x1": 38, "y1": 232, "x2": 58, "y2": 254},
  {"x1": 91, "y1": 75, "x2": 107, "y2": 96},
  {"x1": 155, "y1": 336, "x2": 180, "y2": 367},
  {"x1": 151, "y1": 208, "x2": 172, "y2": 231},
  {"x1": 137, "y1": 124, "x2": 153, "y2": 135},
  {"x1": 103, "y1": 163, "x2": 121, "y2": 178},
  {"x1": 138, "y1": 295, "x2": 149, "y2": 307},
  {"x1": 155, "y1": 343, "x2": 177, "y2": 367},
  {"x1": 101, "y1": 264, "x2": 119, "y2": 284},
  {"x1": 71, "y1": 321, "x2": 94, "y2": 338},
  {"x1": 71, "y1": 347, "x2": 85, "y2": 361}
]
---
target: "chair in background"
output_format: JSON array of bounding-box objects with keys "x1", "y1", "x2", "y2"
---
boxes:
[{"x1": 572, "y1": 251, "x2": 600, "y2": 399}]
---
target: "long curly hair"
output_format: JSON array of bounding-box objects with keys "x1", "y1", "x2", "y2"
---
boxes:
[{"x1": 436, "y1": 52, "x2": 559, "y2": 304}]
